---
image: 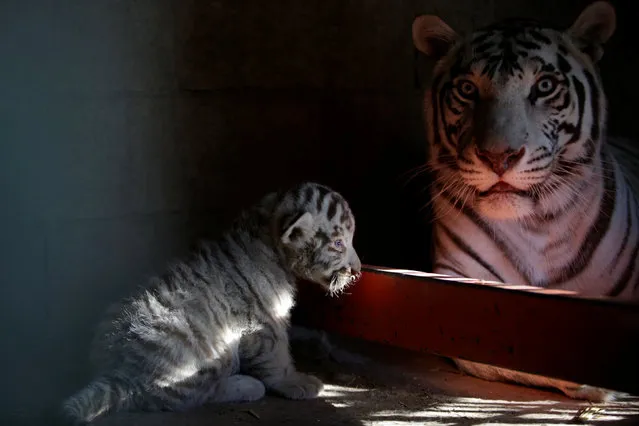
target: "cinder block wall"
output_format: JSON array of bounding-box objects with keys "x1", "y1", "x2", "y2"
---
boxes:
[{"x1": 0, "y1": 0, "x2": 632, "y2": 424}]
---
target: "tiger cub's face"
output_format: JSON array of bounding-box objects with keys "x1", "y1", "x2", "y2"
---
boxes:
[
  {"x1": 413, "y1": 2, "x2": 616, "y2": 220},
  {"x1": 278, "y1": 184, "x2": 361, "y2": 296}
]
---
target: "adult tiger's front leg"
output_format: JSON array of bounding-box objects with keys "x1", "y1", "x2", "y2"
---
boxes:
[
  {"x1": 454, "y1": 358, "x2": 618, "y2": 402},
  {"x1": 432, "y1": 262, "x2": 619, "y2": 402}
]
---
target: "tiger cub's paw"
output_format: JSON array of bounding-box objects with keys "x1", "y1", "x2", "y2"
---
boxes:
[{"x1": 269, "y1": 372, "x2": 324, "y2": 400}]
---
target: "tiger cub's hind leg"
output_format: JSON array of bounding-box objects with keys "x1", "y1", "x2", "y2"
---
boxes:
[
  {"x1": 454, "y1": 359, "x2": 618, "y2": 402},
  {"x1": 148, "y1": 345, "x2": 266, "y2": 412},
  {"x1": 153, "y1": 371, "x2": 266, "y2": 412}
]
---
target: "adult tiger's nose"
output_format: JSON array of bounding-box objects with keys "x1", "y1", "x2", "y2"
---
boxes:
[{"x1": 475, "y1": 146, "x2": 525, "y2": 176}]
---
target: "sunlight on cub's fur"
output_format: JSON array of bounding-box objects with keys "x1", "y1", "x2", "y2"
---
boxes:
[{"x1": 61, "y1": 182, "x2": 361, "y2": 424}]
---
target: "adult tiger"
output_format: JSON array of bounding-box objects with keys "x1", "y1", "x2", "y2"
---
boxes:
[{"x1": 412, "y1": 1, "x2": 639, "y2": 401}]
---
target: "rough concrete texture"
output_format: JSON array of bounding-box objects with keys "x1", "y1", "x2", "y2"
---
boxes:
[{"x1": 93, "y1": 333, "x2": 639, "y2": 426}]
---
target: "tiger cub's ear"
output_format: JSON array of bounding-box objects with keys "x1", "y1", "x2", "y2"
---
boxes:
[
  {"x1": 281, "y1": 212, "x2": 314, "y2": 245},
  {"x1": 567, "y1": 1, "x2": 616, "y2": 63},
  {"x1": 412, "y1": 15, "x2": 460, "y2": 60}
]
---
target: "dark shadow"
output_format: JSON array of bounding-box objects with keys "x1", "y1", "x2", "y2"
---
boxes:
[
  {"x1": 93, "y1": 397, "x2": 365, "y2": 426},
  {"x1": 173, "y1": 0, "x2": 432, "y2": 269}
]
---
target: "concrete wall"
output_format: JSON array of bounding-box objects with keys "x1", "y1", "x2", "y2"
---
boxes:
[{"x1": 0, "y1": 0, "x2": 633, "y2": 424}]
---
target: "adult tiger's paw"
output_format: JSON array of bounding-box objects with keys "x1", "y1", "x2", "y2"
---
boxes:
[{"x1": 561, "y1": 384, "x2": 623, "y2": 403}]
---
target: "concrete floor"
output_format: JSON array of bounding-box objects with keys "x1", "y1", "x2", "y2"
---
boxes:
[{"x1": 94, "y1": 330, "x2": 639, "y2": 426}]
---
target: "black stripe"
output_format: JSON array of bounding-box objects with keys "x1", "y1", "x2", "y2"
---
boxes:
[
  {"x1": 433, "y1": 262, "x2": 466, "y2": 277},
  {"x1": 314, "y1": 230, "x2": 330, "y2": 244},
  {"x1": 584, "y1": 69, "x2": 601, "y2": 142},
  {"x1": 436, "y1": 184, "x2": 531, "y2": 285},
  {"x1": 439, "y1": 224, "x2": 505, "y2": 282},
  {"x1": 566, "y1": 76, "x2": 585, "y2": 144},
  {"x1": 608, "y1": 240, "x2": 639, "y2": 297},
  {"x1": 191, "y1": 256, "x2": 229, "y2": 324},
  {"x1": 438, "y1": 144, "x2": 458, "y2": 169},
  {"x1": 202, "y1": 290, "x2": 228, "y2": 332},
  {"x1": 547, "y1": 150, "x2": 616, "y2": 286},
  {"x1": 446, "y1": 122, "x2": 461, "y2": 138},
  {"x1": 303, "y1": 186, "x2": 314, "y2": 204},
  {"x1": 184, "y1": 316, "x2": 213, "y2": 358},
  {"x1": 516, "y1": 40, "x2": 541, "y2": 50},
  {"x1": 556, "y1": 91, "x2": 571, "y2": 111},
  {"x1": 579, "y1": 138, "x2": 596, "y2": 164},
  {"x1": 524, "y1": 180, "x2": 584, "y2": 230},
  {"x1": 217, "y1": 239, "x2": 270, "y2": 315},
  {"x1": 315, "y1": 185, "x2": 329, "y2": 211},
  {"x1": 233, "y1": 233, "x2": 282, "y2": 297},
  {"x1": 155, "y1": 322, "x2": 191, "y2": 347},
  {"x1": 545, "y1": 90, "x2": 563, "y2": 105},
  {"x1": 326, "y1": 194, "x2": 338, "y2": 220},
  {"x1": 431, "y1": 75, "x2": 444, "y2": 147},
  {"x1": 557, "y1": 53, "x2": 572, "y2": 73},
  {"x1": 341, "y1": 207, "x2": 354, "y2": 230},
  {"x1": 191, "y1": 265, "x2": 211, "y2": 286},
  {"x1": 610, "y1": 182, "x2": 632, "y2": 270},
  {"x1": 529, "y1": 30, "x2": 551, "y2": 45},
  {"x1": 527, "y1": 151, "x2": 552, "y2": 164},
  {"x1": 288, "y1": 227, "x2": 303, "y2": 242},
  {"x1": 539, "y1": 62, "x2": 557, "y2": 73},
  {"x1": 472, "y1": 30, "x2": 494, "y2": 46},
  {"x1": 609, "y1": 179, "x2": 639, "y2": 297},
  {"x1": 132, "y1": 334, "x2": 166, "y2": 359},
  {"x1": 541, "y1": 232, "x2": 570, "y2": 255}
]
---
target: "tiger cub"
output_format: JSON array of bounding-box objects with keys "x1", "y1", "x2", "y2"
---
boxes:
[{"x1": 61, "y1": 182, "x2": 361, "y2": 424}]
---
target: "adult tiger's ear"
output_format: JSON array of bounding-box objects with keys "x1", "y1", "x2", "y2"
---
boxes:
[
  {"x1": 281, "y1": 212, "x2": 314, "y2": 245},
  {"x1": 412, "y1": 15, "x2": 460, "y2": 60},
  {"x1": 567, "y1": 1, "x2": 616, "y2": 63}
]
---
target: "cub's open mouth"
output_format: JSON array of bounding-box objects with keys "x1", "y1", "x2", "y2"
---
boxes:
[
  {"x1": 325, "y1": 270, "x2": 362, "y2": 297},
  {"x1": 479, "y1": 182, "x2": 529, "y2": 197}
]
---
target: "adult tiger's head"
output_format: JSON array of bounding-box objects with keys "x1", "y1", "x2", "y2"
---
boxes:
[{"x1": 413, "y1": 1, "x2": 616, "y2": 220}]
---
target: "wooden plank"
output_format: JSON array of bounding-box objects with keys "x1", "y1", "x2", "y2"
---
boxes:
[{"x1": 293, "y1": 265, "x2": 639, "y2": 395}]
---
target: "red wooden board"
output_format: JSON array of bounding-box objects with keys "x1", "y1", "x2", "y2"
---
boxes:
[{"x1": 293, "y1": 266, "x2": 639, "y2": 395}]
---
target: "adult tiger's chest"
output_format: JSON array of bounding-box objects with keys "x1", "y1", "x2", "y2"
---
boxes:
[{"x1": 431, "y1": 164, "x2": 637, "y2": 297}]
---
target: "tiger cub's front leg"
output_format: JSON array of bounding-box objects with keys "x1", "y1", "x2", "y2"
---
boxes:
[{"x1": 240, "y1": 324, "x2": 324, "y2": 400}]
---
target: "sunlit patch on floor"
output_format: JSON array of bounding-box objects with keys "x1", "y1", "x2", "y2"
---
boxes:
[
  {"x1": 318, "y1": 391, "x2": 639, "y2": 425},
  {"x1": 292, "y1": 330, "x2": 639, "y2": 425},
  {"x1": 320, "y1": 383, "x2": 372, "y2": 399}
]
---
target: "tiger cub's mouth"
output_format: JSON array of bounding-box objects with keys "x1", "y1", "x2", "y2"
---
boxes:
[
  {"x1": 326, "y1": 268, "x2": 361, "y2": 297},
  {"x1": 478, "y1": 182, "x2": 529, "y2": 197}
]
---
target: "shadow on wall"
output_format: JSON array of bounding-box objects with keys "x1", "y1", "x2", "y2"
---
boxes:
[{"x1": 173, "y1": 0, "x2": 437, "y2": 266}]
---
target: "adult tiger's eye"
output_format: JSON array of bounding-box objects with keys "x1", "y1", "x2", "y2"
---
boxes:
[
  {"x1": 535, "y1": 76, "x2": 558, "y2": 96},
  {"x1": 456, "y1": 80, "x2": 478, "y2": 99}
]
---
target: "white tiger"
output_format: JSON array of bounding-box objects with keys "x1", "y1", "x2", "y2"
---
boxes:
[
  {"x1": 61, "y1": 182, "x2": 361, "y2": 424},
  {"x1": 412, "y1": 1, "x2": 639, "y2": 401}
]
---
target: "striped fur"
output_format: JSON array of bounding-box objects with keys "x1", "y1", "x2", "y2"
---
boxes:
[
  {"x1": 413, "y1": 2, "x2": 637, "y2": 401},
  {"x1": 61, "y1": 182, "x2": 361, "y2": 424}
]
